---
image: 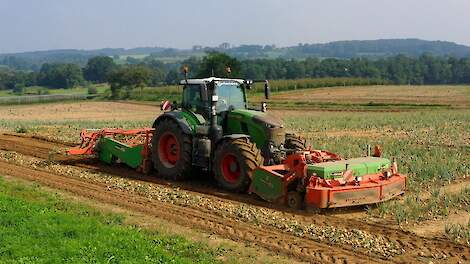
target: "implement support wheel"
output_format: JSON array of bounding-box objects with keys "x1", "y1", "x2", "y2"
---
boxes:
[
  {"x1": 287, "y1": 191, "x2": 303, "y2": 210},
  {"x1": 214, "y1": 138, "x2": 263, "y2": 192}
]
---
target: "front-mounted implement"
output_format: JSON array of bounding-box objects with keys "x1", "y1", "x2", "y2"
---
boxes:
[
  {"x1": 251, "y1": 150, "x2": 406, "y2": 209},
  {"x1": 68, "y1": 73, "x2": 406, "y2": 210}
]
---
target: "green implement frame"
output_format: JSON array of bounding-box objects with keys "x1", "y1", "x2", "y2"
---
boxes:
[
  {"x1": 97, "y1": 137, "x2": 145, "y2": 169},
  {"x1": 67, "y1": 128, "x2": 154, "y2": 173}
]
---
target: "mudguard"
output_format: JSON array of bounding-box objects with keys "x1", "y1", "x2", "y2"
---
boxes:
[
  {"x1": 152, "y1": 112, "x2": 193, "y2": 134},
  {"x1": 216, "y1": 134, "x2": 250, "y2": 145}
]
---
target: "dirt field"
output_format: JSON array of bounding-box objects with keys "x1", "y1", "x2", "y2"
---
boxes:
[
  {"x1": 0, "y1": 101, "x2": 159, "y2": 121},
  {"x1": 256, "y1": 85, "x2": 470, "y2": 107},
  {"x1": 0, "y1": 99, "x2": 469, "y2": 263}
]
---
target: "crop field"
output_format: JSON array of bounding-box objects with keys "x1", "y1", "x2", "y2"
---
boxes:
[
  {"x1": 0, "y1": 84, "x2": 109, "y2": 98},
  {"x1": 0, "y1": 85, "x2": 469, "y2": 263},
  {"x1": 251, "y1": 85, "x2": 470, "y2": 110},
  {"x1": 127, "y1": 77, "x2": 384, "y2": 102}
]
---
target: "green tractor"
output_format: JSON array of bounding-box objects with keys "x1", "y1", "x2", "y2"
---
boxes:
[
  {"x1": 69, "y1": 75, "x2": 407, "y2": 209},
  {"x1": 151, "y1": 77, "x2": 305, "y2": 192}
]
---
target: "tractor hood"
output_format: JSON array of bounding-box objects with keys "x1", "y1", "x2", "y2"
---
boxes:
[
  {"x1": 252, "y1": 112, "x2": 284, "y2": 129},
  {"x1": 226, "y1": 109, "x2": 285, "y2": 148},
  {"x1": 230, "y1": 109, "x2": 284, "y2": 128}
]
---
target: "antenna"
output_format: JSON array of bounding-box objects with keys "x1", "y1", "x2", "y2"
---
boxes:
[{"x1": 182, "y1": 65, "x2": 189, "y2": 83}]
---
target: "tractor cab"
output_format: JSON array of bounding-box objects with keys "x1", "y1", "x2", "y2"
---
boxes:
[{"x1": 180, "y1": 77, "x2": 248, "y2": 119}]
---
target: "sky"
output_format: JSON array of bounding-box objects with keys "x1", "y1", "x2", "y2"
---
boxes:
[{"x1": 1, "y1": 0, "x2": 470, "y2": 53}]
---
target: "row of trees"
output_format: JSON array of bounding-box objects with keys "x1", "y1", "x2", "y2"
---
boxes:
[
  {"x1": 162, "y1": 52, "x2": 470, "y2": 85},
  {"x1": 2, "y1": 52, "x2": 470, "y2": 94},
  {"x1": 239, "y1": 54, "x2": 470, "y2": 84}
]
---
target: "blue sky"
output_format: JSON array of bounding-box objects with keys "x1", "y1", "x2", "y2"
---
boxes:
[{"x1": 1, "y1": 0, "x2": 470, "y2": 53}]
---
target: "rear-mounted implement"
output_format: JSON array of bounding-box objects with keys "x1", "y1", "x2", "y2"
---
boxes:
[{"x1": 68, "y1": 128, "x2": 154, "y2": 173}]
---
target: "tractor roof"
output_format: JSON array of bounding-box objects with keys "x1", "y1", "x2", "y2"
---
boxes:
[{"x1": 179, "y1": 77, "x2": 244, "y2": 85}]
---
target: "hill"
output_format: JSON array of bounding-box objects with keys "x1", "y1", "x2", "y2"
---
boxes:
[
  {"x1": 1, "y1": 39, "x2": 470, "y2": 71},
  {"x1": 283, "y1": 39, "x2": 470, "y2": 58}
]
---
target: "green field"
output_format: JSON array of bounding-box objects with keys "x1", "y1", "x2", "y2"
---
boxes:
[
  {"x1": 0, "y1": 78, "x2": 386, "y2": 105},
  {"x1": 0, "y1": 84, "x2": 109, "y2": 97},
  {"x1": 0, "y1": 177, "x2": 221, "y2": 263},
  {"x1": 126, "y1": 77, "x2": 385, "y2": 102}
]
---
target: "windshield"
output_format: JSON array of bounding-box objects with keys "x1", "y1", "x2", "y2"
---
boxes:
[{"x1": 216, "y1": 83, "x2": 246, "y2": 112}]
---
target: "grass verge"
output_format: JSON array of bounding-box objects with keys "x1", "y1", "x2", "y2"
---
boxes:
[{"x1": 0, "y1": 176, "x2": 220, "y2": 263}]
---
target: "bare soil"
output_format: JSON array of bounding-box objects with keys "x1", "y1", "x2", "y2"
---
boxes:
[
  {"x1": 0, "y1": 101, "x2": 160, "y2": 121},
  {"x1": 410, "y1": 211, "x2": 470, "y2": 238},
  {"x1": 0, "y1": 133, "x2": 468, "y2": 263},
  {"x1": 267, "y1": 85, "x2": 470, "y2": 106}
]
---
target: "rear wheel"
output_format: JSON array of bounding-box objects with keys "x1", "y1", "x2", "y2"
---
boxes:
[
  {"x1": 213, "y1": 138, "x2": 263, "y2": 192},
  {"x1": 284, "y1": 133, "x2": 307, "y2": 150},
  {"x1": 152, "y1": 119, "x2": 192, "y2": 180}
]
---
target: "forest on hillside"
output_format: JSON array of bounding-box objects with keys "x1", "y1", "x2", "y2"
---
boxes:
[
  {"x1": 1, "y1": 51, "x2": 470, "y2": 95},
  {"x1": 2, "y1": 39, "x2": 470, "y2": 72}
]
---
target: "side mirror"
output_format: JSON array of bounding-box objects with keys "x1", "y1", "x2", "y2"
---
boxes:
[
  {"x1": 244, "y1": 80, "x2": 253, "y2": 90},
  {"x1": 160, "y1": 100, "x2": 171, "y2": 111},
  {"x1": 264, "y1": 81, "x2": 270, "y2": 99}
]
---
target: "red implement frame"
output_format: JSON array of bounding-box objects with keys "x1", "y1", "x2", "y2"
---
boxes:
[
  {"x1": 67, "y1": 128, "x2": 154, "y2": 156},
  {"x1": 305, "y1": 172, "x2": 406, "y2": 208}
]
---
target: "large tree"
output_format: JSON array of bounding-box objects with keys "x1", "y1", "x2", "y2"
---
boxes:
[
  {"x1": 196, "y1": 52, "x2": 241, "y2": 78},
  {"x1": 37, "y1": 63, "x2": 84, "y2": 88},
  {"x1": 83, "y1": 56, "x2": 116, "y2": 83},
  {"x1": 107, "y1": 65, "x2": 152, "y2": 98}
]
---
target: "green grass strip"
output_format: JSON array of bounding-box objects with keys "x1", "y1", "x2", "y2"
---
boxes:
[{"x1": 0, "y1": 177, "x2": 220, "y2": 264}]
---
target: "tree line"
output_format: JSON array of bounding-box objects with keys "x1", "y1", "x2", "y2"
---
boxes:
[{"x1": 1, "y1": 52, "x2": 470, "y2": 96}]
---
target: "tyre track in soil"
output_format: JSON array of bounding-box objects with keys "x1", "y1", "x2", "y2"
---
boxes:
[
  {"x1": 0, "y1": 160, "x2": 380, "y2": 264},
  {"x1": 0, "y1": 134, "x2": 469, "y2": 263}
]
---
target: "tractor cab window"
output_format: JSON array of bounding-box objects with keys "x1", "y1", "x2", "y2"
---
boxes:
[
  {"x1": 216, "y1": 83, "x2": 246, "y2": 112},
  {"x1": 182, "y1": 84, "x2": 208, "y2": 115}
]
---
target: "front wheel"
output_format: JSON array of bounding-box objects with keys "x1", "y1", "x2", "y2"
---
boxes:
[
  {"x1": 213, "y1": 138, "x2": 263, "y2": 192},
  {"x1": 284, "y1": 133, "x2": 307, "y2": 150}
]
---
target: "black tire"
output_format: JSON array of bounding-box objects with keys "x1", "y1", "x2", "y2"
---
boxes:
[
  {"x1": 152, "y1": 119, "x2": 192, "y2": 180},
  {"x1": 284, "y1": 133, "x2": 307, "y2": 150},
  {"x1": 213, "y1": 138, "x2": 263, "y2": 192},
  {"x1": 287, "y1": 191, "x2": 303, "y2": 210}
]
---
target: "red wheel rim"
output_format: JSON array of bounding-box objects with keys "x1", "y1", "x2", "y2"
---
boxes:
[
  {"x1": 158, "y1": 132, "x2": 180, "y2": 167},
  {"x1": 220, "y1": 153, "x2": 241, "y2": 183}
]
